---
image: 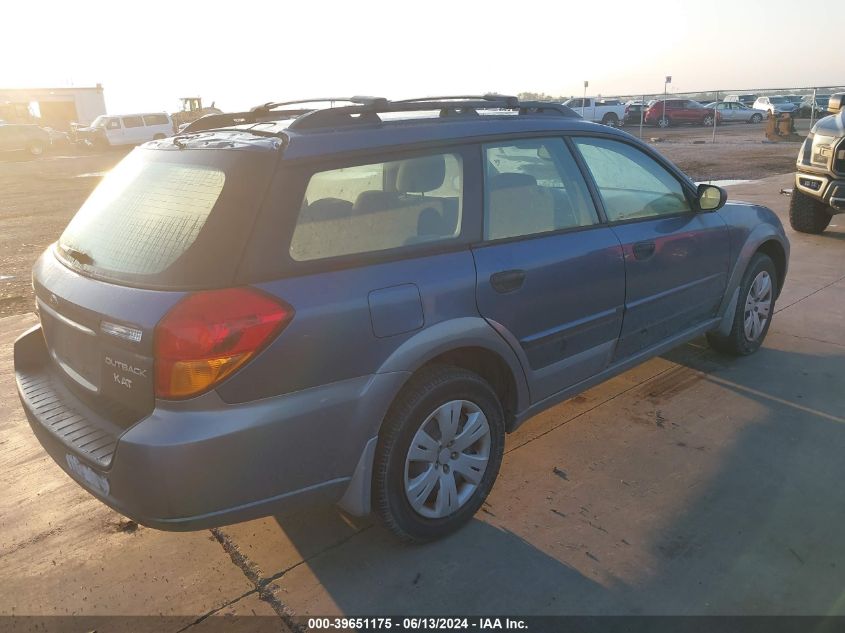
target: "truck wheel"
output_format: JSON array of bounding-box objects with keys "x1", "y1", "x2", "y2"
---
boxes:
[
  {"x1": 707, "y1": 253, "x2": 777, "y2": 356},
  {"x1": 373, "y1": 365, "x2": 505, "y2": 542},
  {"x1": 601, "y1": 113, "x2": 619, "y2": 127},
  {"x1": 27, "y1": 141, "x2": 45, "y2": 157},
  {"x1": 750, "y1": 113, "x2": 763, "y2": 123},
  {"x1": 789, "y1": 188, "x2": 832, "y2": 234},
  {"x1": 657, "y1": 117, "x2": 670, "y2": 128}
]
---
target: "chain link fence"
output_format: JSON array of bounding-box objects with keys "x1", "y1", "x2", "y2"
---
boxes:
[{"x1": 519, "y1": 84, "x2": 845, "y2": 141}]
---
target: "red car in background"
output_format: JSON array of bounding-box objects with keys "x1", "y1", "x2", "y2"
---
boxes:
[{"x1": 644, "y1": 99, "x2": 719, "y2": 128}]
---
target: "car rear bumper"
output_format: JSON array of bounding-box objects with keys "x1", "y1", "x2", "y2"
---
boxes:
[{"x1": 15, "y1": 325, "x2": 408, "y2": 530}]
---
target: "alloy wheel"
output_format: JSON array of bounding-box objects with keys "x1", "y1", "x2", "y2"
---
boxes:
[
  {"x1": 743, "y1": 271, "x2": 772, "y2": 341},
  {"x1": 404, "y1": 400, "x2": 491, "y2": 519}
]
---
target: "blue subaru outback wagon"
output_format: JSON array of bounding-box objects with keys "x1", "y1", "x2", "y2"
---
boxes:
[{"x1": 15, "y1": 96, "x2": 789, "y2": 541}]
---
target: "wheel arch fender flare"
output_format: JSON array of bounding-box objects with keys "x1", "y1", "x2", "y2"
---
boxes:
[
  {"x1": 716, "y1": 221, "x2": 789, "y2": 334},
  {"x1": 338, "y1": 317, "x2": 530, "y2": 517},
  {"x1": 376, "y1": 316, "x2": 530, "y2": 414}
]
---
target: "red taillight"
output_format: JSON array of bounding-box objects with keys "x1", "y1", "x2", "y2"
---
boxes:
[{"x1": 154, "y1": 287, "x2": 293, "y2": 399}]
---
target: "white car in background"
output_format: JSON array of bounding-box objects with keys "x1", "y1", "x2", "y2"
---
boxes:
[
  {"x1": 705, "y1": 101, "x2": 764, "y2": 123},
  {"x1": 753, "y1": 96, "x2": 798, "y2": 116},
  {"x1": 73, "y1": 113, "x2": 174, "y2": 147}
]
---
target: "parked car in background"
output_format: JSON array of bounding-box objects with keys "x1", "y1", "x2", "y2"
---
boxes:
[
  {"x1": 705, "y1": 101, "x2": 764, "y2": 123},
  {"x1": 724, "y1": 94, "x2": 758, "y2": 107},
  {"x1": 784, "y1": 95, "x2": 805, "y2": 107},
  {"x1": 0, "y1": 123, "x2": 51, "y2": 157},
  {"x1": 72, "y1": 113, "x2": 174, "y2": 148},
  {"x1": 562, "y1": 97, "x2": 626, "y2": 127},
  {"x1": 14, "y1": 95, "x2": 789, "y2": 542},
  {"x1": 798, "y1": 94, "x2": 832, "y2": 119},
  {"x1": 790, "y1": 93, "x2": 845, "y2": 233},
  {"x1": 644, "y1": 99, "x2": 718, "y2": 127},
  {"x1": 623, "y1": 100, "x2": 648, "y2": 124},
  {"x1": 753, "y1": 96, "x2": 798, "y2": 115}
]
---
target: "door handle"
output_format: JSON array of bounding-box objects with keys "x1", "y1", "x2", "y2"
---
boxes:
[
  {"x1": 632, "y1": 241, "x2": 656, "y2": 260},
  {"x1": 490, "y1": 269, "x2": 526, "y2": 293}
]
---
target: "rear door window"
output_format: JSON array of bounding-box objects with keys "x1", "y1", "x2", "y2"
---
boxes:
[
  {"x1": 482, "y1": 137, "x2": 598, "y2": 240},
  {"x1": 122, "y1": 116, "x2": 144, "y2": 128},
  {"x1": 143, "y1": 114, "x2": 169, "y2": 126},
  {"x1": 289, "y1": 151, "x2": 463, "y2": 261}
]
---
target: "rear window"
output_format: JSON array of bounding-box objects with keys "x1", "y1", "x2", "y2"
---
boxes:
[
  {"x1": 122, "y1": 116, "x2": 144, "y2": 128},
  {"x1": 57, "y1": 148, "x2": 276, "y2": 288},
  {"x1": 289, "y1": 152, "x2": 463, "y2": 261}
]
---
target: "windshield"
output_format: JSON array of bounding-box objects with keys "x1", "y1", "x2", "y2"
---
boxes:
[
  {"x1": 770, "y1": 97, "x2": 788, "y2": 104},
  {"x1": 56, "y1": 147, "x2": 277, "y2": 288},
  {"x1": 89, "y1": 115, "x2": 108, "y2": 128}
]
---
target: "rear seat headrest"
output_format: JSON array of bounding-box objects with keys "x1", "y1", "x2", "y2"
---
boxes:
[
  {"x1": 353, "y1": 190, "x2": 399, "y2": 212},
  {"x1": 396, "y1": 155, "x2": 446, "y2": 193},
  {"x1": 303, "y1": 197, "x2": 353, "y2": 221},
  {"x1": 490, "y1": 172, "x2": 537, "y2": 189}
]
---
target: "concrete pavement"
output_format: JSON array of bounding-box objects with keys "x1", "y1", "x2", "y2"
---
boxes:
[{"x1": 1, "y1": 173, "x2": 843, "y2": 626}]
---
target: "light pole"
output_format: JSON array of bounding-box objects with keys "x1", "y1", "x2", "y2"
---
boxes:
[
  {"x1": 810, "y1": 87, "x2": 818, "y2": 129},
  {"x1": 663, "y1": 75, "x2": 671, "y2": 127},
  {"x1": 582, "y1": 80, "x2": 588, "y2": 118}
]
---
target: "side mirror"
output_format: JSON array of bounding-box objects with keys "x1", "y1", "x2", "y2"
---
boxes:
[{"x1": 696, "y1": 184, "x2": 727, "y2": 212}]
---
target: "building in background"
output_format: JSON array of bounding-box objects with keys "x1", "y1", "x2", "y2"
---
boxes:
[{"x1": 0, "y1": 85, "x2": 106, "y2": 130}]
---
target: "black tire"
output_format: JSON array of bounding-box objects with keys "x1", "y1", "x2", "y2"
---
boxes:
[
  {"x1": 27, "y1": 140, "x2": 45, "y2": 157},
  {"x1": 657, "y1": 117, "x2": 671, "y2": 128},
  {"x1": 750, "y1": 113, "x2": 763, "y2": 123},
  {"x1": 789, "y1": 187, "x2": 832, "y2": 234},
  {"x1": 373, "y1": 365, "x2": 505, "y2": 542},
  {"x1": 707, "y1": 253, "x2": 777, "y2": 356},
  {"x1": 601, "y1": 113, "x2": 619, "y2": 127}
]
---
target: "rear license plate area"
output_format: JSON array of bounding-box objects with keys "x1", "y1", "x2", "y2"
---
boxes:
[{"x1": 41, "y1": 309, "x2": 100, "y2": 391}]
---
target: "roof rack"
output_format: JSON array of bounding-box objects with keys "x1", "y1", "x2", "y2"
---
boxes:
[
  {"x1": 288, "y1": 95, "x2": 579, "y2": 130},
  {"x1": 179, "y1": 95, "x2": 580, "y2": 135},
  {"x1": 251, "y1": 96, "x2": 387, "y2": 112}
]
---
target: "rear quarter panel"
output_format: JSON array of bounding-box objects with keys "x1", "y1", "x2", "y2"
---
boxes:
[{"x1": 216, "y1": 250, "x2": 482, "y2": 403}]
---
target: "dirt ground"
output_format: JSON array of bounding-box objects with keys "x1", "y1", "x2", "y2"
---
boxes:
[{"x1": 0, "y1": 121, "x2": 806, "y2": 318}]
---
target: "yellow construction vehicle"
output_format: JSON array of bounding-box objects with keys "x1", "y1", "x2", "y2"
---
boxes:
[{"x1": 171, "y1": 97, "x2": 222, "y2": 131}]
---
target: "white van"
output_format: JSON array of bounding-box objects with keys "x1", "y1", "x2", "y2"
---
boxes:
[{"x1": 78, "y1": 113, "x2": 174, "y2": 147}]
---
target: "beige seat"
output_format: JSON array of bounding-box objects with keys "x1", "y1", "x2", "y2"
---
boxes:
[{"x1": 487, "y1": 174, "x2": 556, "y2": 240}]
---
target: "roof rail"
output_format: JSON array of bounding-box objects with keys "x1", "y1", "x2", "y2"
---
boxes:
[
  {"x1": 251, "y1": 96, "x2": 387, "y2": 112},
  {"x1": 178, "y1": 108, "x2": 315, "y2": 134},
  {"x1": 180, "y1": 95, "x2": 580, "y2": 135},
  {"x1": 287, "y1": 95, "x2": 579, "y2": 130},
  {"x1": 392, "y1": 94, "x2": 520, "y2": 107}
]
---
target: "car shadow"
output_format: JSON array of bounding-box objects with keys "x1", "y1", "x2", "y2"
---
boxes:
[
  {"x1": 271, "y1": 508, "x2": 618, "y2": 615},
  {"x1": 265, "y1": 339, "x2": 845, "y2": 617}
]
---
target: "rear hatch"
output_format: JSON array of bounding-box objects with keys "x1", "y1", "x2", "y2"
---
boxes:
[{"x1": 34, "y1": 139, "x2": 279, "y2": 426}]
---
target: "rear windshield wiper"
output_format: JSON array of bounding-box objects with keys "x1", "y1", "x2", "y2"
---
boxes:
[{"x1": 63, "y1": 247, "x2": 94, "y2": 266}]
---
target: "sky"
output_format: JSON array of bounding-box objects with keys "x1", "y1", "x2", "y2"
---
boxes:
[{"x1": 1, "y1": 0, "x2": 843, "y2": 114}]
